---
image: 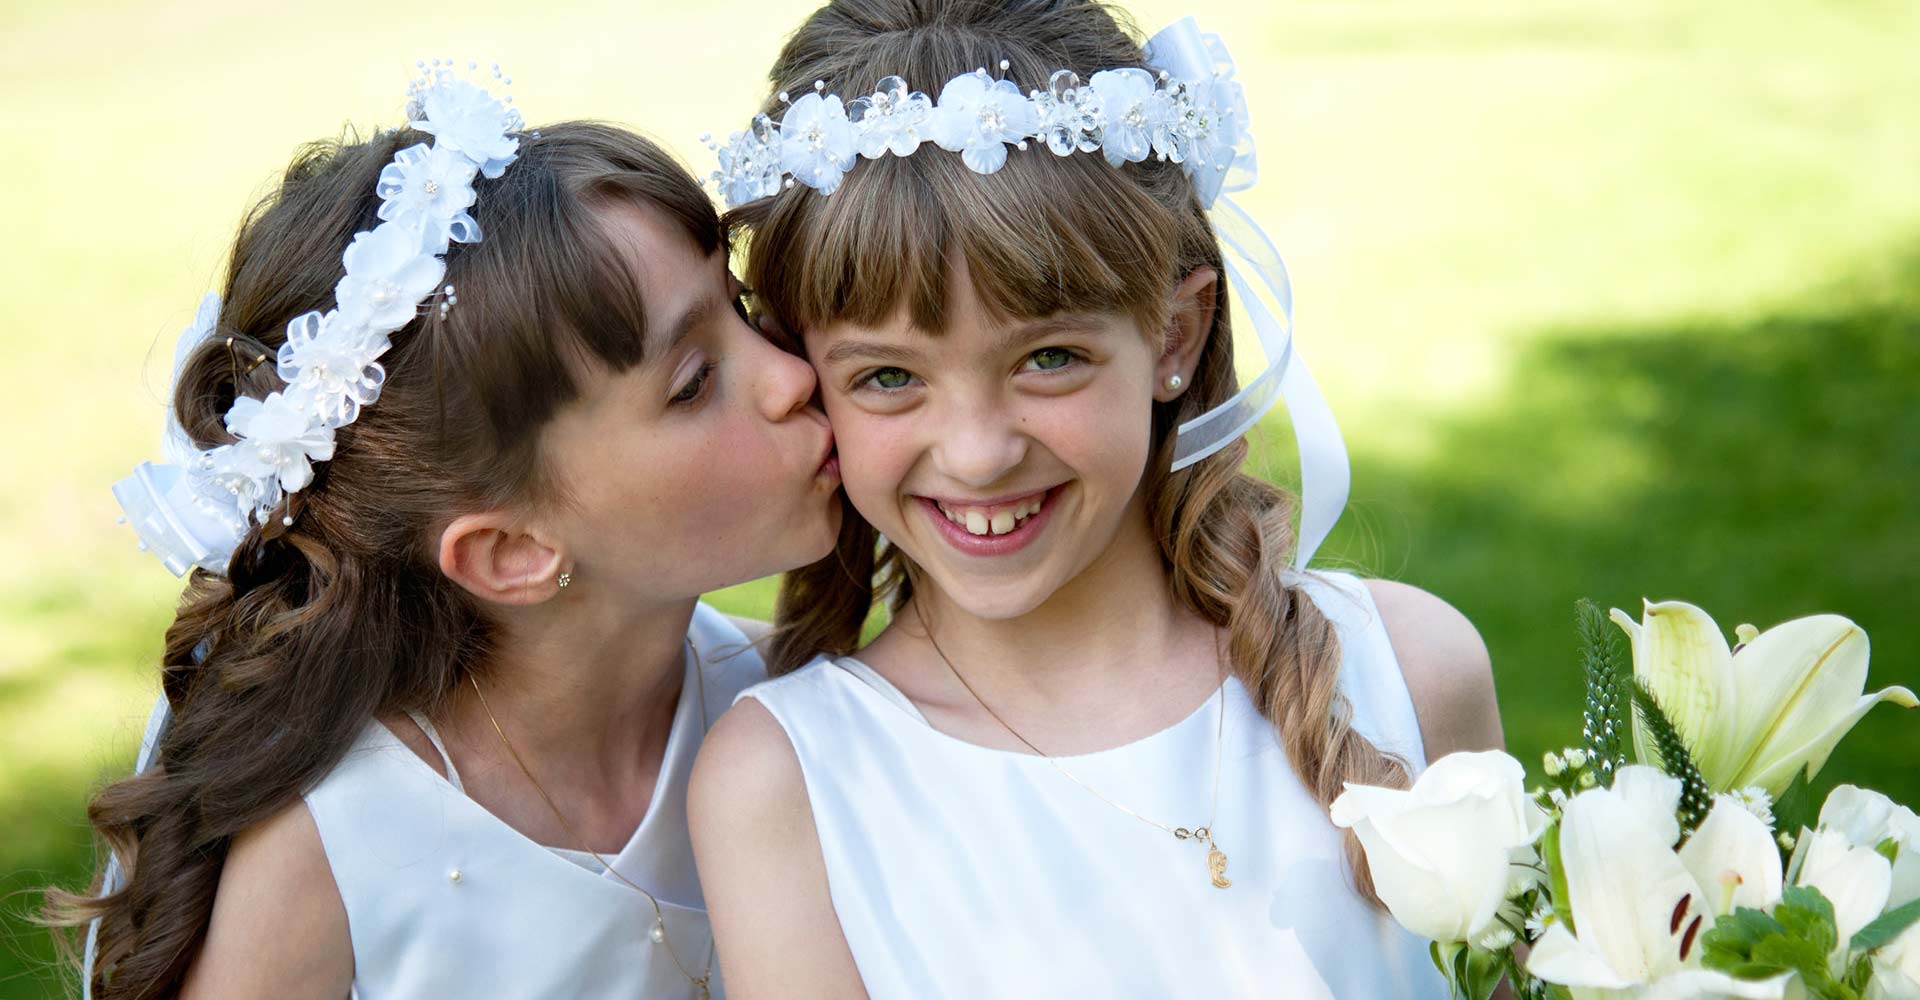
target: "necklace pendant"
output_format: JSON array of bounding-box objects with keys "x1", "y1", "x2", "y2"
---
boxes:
[{"x1": 1207, "y1": 845, "x2": 1232, "y2": 889}]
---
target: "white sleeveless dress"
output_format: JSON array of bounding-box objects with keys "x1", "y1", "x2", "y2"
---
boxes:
[
  {"x1": 299, "y1": 602, "x2": 762, "y2": 999},
  {"x1": 738, "y1": 571, "x2": 1448, "y2": 999}
]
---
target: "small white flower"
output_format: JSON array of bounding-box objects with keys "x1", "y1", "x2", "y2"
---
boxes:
[
  {"x1": 930, "y1": 70, "x2": 1039, "y2": 175},
  {"x1": 224, "y1": 392, "x2": 335, "y2": 493},
  {"x1": 1476, "y1": 924, "x2": 1517, "y2": 952},
  {"x1": 1729, "y1": 786, "x2": 1775, "y2": 828},
  {"x1": 1088, "y1": 67, "x2": 1159, "y2": 166},
  {"x1": 276, "y1": 310, "x2": 391, "y2": 426},
  {"x1": 334, "y1": 221, "x2": 447, "y2": 331},
  {"x1": 849, "y1": 76, "x2": 933, "y2": 159},
  {"x1": 713, "y1": 117, "x2": 785, "y2": 208},
  {"x1": 376, "y1": 143, "x2": 481, "y2": 247},
  {"x1": 1542, "y1": 752, "x2": 1564, "y2": 777},
  {"x1": 413, "y1": 77, "x2": 521, "y2": 179},
  {"x1": 778, "y1": 92, "x2": 858, "y2": 195}
]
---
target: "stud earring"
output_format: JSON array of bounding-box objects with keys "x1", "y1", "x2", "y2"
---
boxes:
[
  {"x1": 556, "y1": 571, "x2": 572, "y2": 589},
  {"x1": 1165, "y1": 373, "x2": 1184, "y2": 392}
]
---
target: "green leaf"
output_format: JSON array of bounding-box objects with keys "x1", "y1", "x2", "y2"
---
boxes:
[
  {"x1": 1700, "y1": 906, "x2": 1785, "y2": 976},
  {"x1": 1773, "y1": 766, "x2": 1818, "y2": 837},
  {"x1": 1876, "y1": 836, "x2": 1901, "y2": 866},
  {"x1": 1541, "y1": 822, "x2": 1576, "y2": 936},
  {"x1": 1779, "y1": 884, "x2": 1841, "y2": 958},
  {"x1": 1852, "y1": 897, "x2": 1920, "y2": 953}
]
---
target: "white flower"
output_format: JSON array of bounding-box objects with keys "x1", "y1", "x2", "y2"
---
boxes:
[
  {"x1": 1611, "y1": 600, "x2": 1915, "y2": 796},
  {"x1": 1796, "y1": 827, "x2": 1894, "y2": 946},
  {"x1": 1329, "y1": 750, "x2": 1548, "y2": 944},
  {"x1": 1869, "y1": 920, "x2": 1920, "y2": 1000},
  {"x1": 778, "y1": 92, "x2": 858, "y2": 195},
  {"x1": 413, "y1": 77, "x2": 521, "y2": 179},
  {"x1": 1817, "y1": 785, "x2": 1920, "y2": 909},
  {"x1": 849, "y1": 76, "x2": 933, "y2": 159},
  {"x1": 224, "y1": 392, "x2": 335, "y2": 493},
  {"x1": 1178, "y1": 74, "x2": 1246, "y2": 172},
  {"x1": 1524, "y1": 768, "x2": 1790, "y2": 999},
  {"x1": 930, "y1": 70, "x2": 1039, "y2": 175},
  {"x1": 334, "y1": 221, "x2": 447, "y2": 331},
  {"x1": 1680, "y1": 795, "x2": 1785, "y2": 916},
  {"x1": 1730, "y1": 786, "x2": 1776, "y2": 829},
  {"x1": 376, "y1": 142, "x2": 481, "y2": 247},
  {"x1": 1088, "y1": 67, "x2": 1159, "y2": 166},
  {"x1": 713, "y1": 117, "x2": 785, "y2": 208},
  {"x1": 276, "y1": 310, "x2": 391, "y2": 426}
]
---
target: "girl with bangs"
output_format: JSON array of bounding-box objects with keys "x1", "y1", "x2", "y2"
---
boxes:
[
  {"x1": 51, "y1": 70, "x2": 841, "y2": 999},
  {"x1": 691, "y1": 1, "x2": 1503, "y2": 996}
]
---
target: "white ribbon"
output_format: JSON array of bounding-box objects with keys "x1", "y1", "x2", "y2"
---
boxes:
[
  {"x1": 83, "y1": 694, "x2": 171, "y2": 999},
  {"x1": 1146, "y1": 18, "x2": 1350, "y2": 570}
]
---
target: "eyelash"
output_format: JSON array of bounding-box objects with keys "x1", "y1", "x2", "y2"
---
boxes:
[
  {"x1": 671, "y1": 361, "x2": 716, "y2": 405},
  {"x1": 852, "y1": 347, "x2": 1085, "y2": 393}
]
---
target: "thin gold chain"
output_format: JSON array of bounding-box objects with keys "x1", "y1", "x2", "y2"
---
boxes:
[
  {"x1": 912, "y1": 602, "x2": 1232, "y2": 887},
  {"x1": 466, "y1": 643, "x2": 714, "y2": 997}
]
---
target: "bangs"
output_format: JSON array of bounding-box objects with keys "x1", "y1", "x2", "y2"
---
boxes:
[{"x1": 739, "y1": 140, "x2": 1180, "y2": 337}]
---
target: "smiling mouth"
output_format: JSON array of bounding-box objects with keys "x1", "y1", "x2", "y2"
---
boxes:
[{"x1": 929, "y1": 489, "x2": 1051, "y2": 537}]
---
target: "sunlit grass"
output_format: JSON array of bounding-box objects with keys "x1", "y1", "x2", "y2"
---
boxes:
[{"x1": 5, "y1": 0, "x2": 1917, "y2": 992}]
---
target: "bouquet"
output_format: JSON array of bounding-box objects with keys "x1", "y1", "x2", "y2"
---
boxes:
[{"x1": 1331, "y1": 599, "x2": 1919, "y2": 1000}]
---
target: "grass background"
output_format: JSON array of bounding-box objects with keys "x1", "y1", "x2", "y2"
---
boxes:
[{"x1": 3, "y1": 0, "x2": 1916, "y2": 994}]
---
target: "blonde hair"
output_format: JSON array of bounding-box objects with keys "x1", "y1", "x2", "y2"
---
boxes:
[{"x1": 733, "y1": 0, "x2": 1409, "y2": 902}]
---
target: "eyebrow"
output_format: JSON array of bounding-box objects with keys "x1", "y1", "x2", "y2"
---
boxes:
[
  {"x1": 653, "y1": 294, "x2": 719, "y2": 356},
  {"x1": 819, "y1": 313, "x2": 1109, "y2": 367}
]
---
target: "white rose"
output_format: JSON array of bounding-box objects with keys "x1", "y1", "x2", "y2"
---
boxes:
[
  {"x1": 1330, "y1": 750, "x2": 1547, "y2": 944},
  {"x1": 1819, "y1": 785, "x2": 1920, "y2": 909},
  {"x1": 1869, "y1": 921, "x2": 1920, "y2": 1000}
]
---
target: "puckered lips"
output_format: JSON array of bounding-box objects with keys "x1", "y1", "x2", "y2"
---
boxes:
[{"x1": 914, "y1": 486, "x2": 1061, "y2": 557}]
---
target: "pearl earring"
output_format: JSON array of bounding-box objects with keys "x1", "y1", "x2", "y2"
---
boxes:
[
  {"x1": 1165, "y1": 374, "x2": 1184, "y2": 391},
  {"x1": 556, "y1": 571, "x2": 572, "y2": 589}
]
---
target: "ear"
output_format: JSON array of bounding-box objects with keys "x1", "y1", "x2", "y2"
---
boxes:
[
  {"x1": 1155, "y1": 266, "x2": 1217, "y2": 403},
  {"x1": 437, "y1": 512, "x2": 568, "y2": 606}
]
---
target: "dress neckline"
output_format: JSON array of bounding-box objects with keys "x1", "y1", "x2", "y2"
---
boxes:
[
  {"x1": 372, "y1": 646, "x2": 705, "y2": 903},
  {"x1": 832, "y1": 655, "x2": 1237, "y2": 764}
]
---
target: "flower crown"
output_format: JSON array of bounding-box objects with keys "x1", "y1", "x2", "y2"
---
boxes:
[
  {"x1": 112, "y1": 61, "x2": 524, "y2": 577},
  {"x1": 707, "y1": 17, "x2": 1353, "y2": 570},
  {"x1": 705, "y1": 51, "x2": 1250, "y2": 210}
]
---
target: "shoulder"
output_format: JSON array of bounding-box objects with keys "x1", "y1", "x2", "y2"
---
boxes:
[
  {"x1": 688, "y1": 699, "x2": 866, "y2": 996},
  {"x1": 1360, "y1": 578, "x2": 1505, "y2": 763},
  {"x1": 181, "y1": 798, "x2": 352, "y2": 998}
]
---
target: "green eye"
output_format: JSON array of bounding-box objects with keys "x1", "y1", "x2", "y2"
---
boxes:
[
  {"x1": 1029, "y1": 347, "x2": 1074, "y2": 371},
  {"x1": 870, "y1": 367, "x2": 913, "y2": 390}
]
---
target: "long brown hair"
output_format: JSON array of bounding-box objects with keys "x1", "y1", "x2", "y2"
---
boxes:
[
  {"x1": 733, "y1": 0, "x2": 1409, "y2": 903},
  {"x1": 44, "y1": 121, "x2": 719, "y2": 998}
]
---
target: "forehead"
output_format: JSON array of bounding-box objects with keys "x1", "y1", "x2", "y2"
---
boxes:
[{"x1": 593, "y1": 198, "x2": 725, "y2": 352}]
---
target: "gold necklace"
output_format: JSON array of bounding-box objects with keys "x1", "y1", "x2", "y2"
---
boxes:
[
  {"x1": 913, "y1": 604, "x2": 1233, "y2": 890},
  {"x1": 466, "y1": 646, "x2": 714, "y2": 999}
]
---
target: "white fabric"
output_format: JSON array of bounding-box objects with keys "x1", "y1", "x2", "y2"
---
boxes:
[
  {"x1": 739, "y1": 571, "x2": 1444, "y2": 999},
  {"x1": 303, "y1": 602, "x2": 762, "y2": 999}
]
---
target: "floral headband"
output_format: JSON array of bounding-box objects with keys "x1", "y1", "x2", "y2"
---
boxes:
[
  {"x1": 112, "y1": 61, "x2": 524, "y2": 578},
  {"x1": 706, "y1": 18, "x2": 1351, "y2": 569}
]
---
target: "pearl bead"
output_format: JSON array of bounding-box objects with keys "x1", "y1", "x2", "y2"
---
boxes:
[
  {"x1": 649, "y1": 921, "x2": 665, "y2": 944},
  {"x1": 448, "y1": 869, "x2": 463, "y2": 883}
]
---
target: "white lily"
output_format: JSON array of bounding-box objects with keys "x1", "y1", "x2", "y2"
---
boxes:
[
  {"x1": 1611, "y1": 601, "x2": 1915, "y2": 796},
  {"x1": 1817, "y1": 785, "x2": 1920, "y2": 910},
  {"x1": 1526, "y1": 766, "x2": 1790, "y2": 1000},
  {"x1": 1794, "y1": 827, "x2": 1893, "y2": 947},
  {"x1": 1868, "y1": 920, "x2": 1920, "y2": 1000},
  {"x1": 1330, "y1": 750, "x2": 1548, "y2": 945}
]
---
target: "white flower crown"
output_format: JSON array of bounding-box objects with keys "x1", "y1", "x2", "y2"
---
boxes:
[
  {"x1": 704, "y1": 41, "x2": 1249, "y2": 210},
  {"x1": 113, "y1": 61, "x2": 524, "y2": 577},
  {"x1": 706, "y1": 18, "x2": 1354, "y2": 571}
]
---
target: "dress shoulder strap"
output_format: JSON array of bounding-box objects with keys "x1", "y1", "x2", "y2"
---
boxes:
[
  {"x1": 1292, "y1": 569, "x2": 1430, "y2": 775},
  {"x1": 404, "y1": 710, "x2": 463, "y2": 792}
]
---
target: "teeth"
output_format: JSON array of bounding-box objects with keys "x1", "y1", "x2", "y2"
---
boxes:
[{"x1": 939, "y1": 492, "x2": 1048, "y2": 536}]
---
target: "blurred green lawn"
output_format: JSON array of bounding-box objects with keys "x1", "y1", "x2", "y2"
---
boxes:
[{"x1": 4, "y1": 0, "x2": 1917, "y2": 994}]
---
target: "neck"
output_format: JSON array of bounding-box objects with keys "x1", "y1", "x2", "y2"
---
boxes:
[{"x1": 451, "y1": 594, "x2": 697, "y2": 788}]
